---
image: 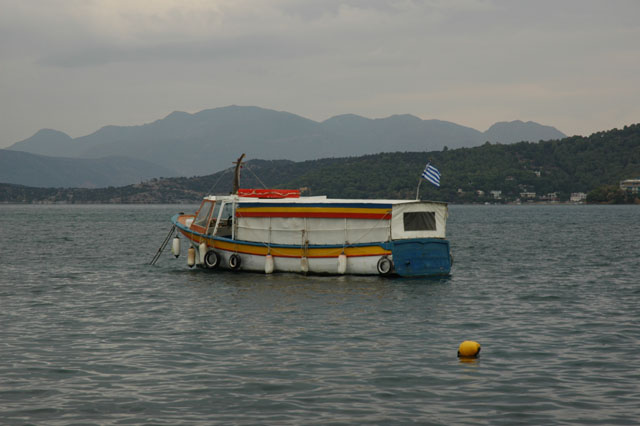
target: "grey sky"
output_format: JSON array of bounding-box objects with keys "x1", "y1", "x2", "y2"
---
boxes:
[{"x1": 1, "y1": 0, "x2": 639, "y2": 148}]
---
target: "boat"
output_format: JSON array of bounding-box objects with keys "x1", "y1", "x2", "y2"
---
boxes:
[{"x1": 170, "y1": 156, "x2": 452, "y2": 277}]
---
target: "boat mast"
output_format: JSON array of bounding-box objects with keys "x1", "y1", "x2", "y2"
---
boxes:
[{"x1": 232, "y1": 153, "x2": 245, "y2": 195}]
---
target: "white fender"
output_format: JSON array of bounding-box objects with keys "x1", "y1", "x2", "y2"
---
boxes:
[
  {"x1": 265, "y1": 254, "x2": 274, "y2": 274},
  {"x1": 187, "y1": 246, "x2": 196, "y2": 268},
  {"x1": 171, "y1": 236, "x2": 181, "y2": 258},
  {"x1": 300, "y1": 257, "x2": 309, "y2": 274},
  {"x1": 199, "y1": 242, "x2": 207, "y2": 264},
  {"x1": 337, "y1": 253, "x2": 347, "y2": 274}
]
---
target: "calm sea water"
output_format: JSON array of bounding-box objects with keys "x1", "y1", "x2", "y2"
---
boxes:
[{"x1": 1, "y1": 204, "x2": 639, "y2": 425}]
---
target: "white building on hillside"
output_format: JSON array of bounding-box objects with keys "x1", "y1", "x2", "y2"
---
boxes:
[
  {"x1": 620, "y1": 179, "x2": 640, "y2": 194},
  {"x1": 519, "y1": 192, "x2": 536, "y2": 199},
  {"x1": 570, "y1": 192, "x2": 587, "y2": 203}
]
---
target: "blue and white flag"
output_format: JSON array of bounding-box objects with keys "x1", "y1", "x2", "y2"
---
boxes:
[{"x1": 422, "y1": 163, "x2": 441, "y2": 187}]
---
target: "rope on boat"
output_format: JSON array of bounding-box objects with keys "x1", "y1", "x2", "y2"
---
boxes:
[
  {"x1": 243, "y1": 163, "x2": 268, "y2": 189},
  {"x1": 204, "y1": 167, "x2": 231, "y2": 196},
  {"x1": 150, "y1": 225, "x2": 176, "y2": 265}
]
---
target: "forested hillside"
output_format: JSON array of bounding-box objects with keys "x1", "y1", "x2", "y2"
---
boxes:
[
  {"x1": 279, "y1": 124, "x2": 640, "y2": 202},
  {"x1": 1, "y1": 124, "x2": 638, "y2": 204}
]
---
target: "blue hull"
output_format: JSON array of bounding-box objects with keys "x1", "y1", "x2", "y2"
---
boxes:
[{"x1": 390, "y1": 238, "x2": 451, "y2": 277}]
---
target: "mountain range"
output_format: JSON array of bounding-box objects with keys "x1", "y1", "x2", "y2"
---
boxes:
[
  {"x1": 5, "y1": 105, "x2": 566, "y2": 187},
  {"x1": 2, "y1": 123, "x2": 637, "y2": 204}
]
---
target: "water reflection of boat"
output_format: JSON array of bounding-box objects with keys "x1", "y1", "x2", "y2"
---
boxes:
[{"x1": 171, "y1": 156, "x2": 452, "y2": 277}]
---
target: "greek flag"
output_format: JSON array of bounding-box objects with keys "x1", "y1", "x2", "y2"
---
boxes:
[{"x1": 422, "y1": 163, "x2": 441, "y2": 187}]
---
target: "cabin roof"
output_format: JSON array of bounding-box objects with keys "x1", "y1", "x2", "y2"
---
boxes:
[{"x1": 203, "y1": 194, "x2": 447, "y2": 206}]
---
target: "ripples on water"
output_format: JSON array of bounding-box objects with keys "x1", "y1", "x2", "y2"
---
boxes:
[{"x1": 1, "y1": 204, "x2": 639, "y2": 424}]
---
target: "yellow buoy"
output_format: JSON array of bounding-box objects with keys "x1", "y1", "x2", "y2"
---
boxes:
[{"x1": 457, "y1": 340, "x2": 481, "y2": 358}]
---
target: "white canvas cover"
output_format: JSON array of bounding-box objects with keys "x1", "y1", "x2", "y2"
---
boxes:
[
  {"x1": 214, "y1": 196, "x2": 447, "y2": 245},
  {"x1": 390, "y1": 202, "x2": 447, "y2": 240},
  {"x1": 236, "y1": 217, "x2": 391, "y2": 245}
]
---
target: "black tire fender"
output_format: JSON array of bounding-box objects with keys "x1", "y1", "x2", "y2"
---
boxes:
[
  {"x1": 377, "y1": 256, "x2": 393, "y2": 275},
  {"x1": 204, "y1": 250, "x2": 220, "y2": 269},
  {"x1": 229, "y1": 253, "x2": 242, "y2": 270}
]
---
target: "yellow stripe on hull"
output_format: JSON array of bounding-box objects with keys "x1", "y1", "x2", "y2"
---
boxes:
[{"x1": 178, "y1": 229, "x2": 390, "y2": 258}]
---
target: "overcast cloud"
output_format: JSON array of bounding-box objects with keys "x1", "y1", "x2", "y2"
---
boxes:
[{"x1": 1, "y1": 0, "x2": 639, "y2": 147}]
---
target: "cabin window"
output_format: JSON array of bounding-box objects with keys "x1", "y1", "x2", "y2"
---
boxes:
[
  {"x1": 193, "y1": 201, "x2": 215, "y2": 228},
  {"x1": 212, "y1": 202, "x2": 221, "y2": 222},
  {"x1": 403, "y1": 211, "x2": 436, "y2": 231},
  {"x1": 212, "y1": 202, "x2": 235, "y2": 237},
  {"x1": 220, "y1": 203, "x2": 234, "y2": 224}
]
